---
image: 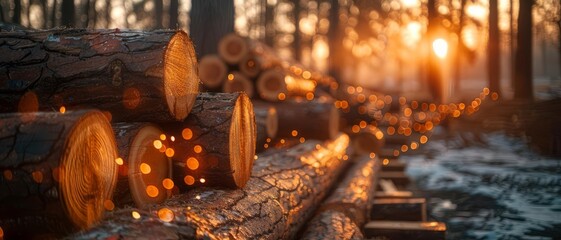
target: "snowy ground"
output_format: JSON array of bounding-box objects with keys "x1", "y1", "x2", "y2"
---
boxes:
[{"x1": 403, "y1": 130, "x2": 561, "y2": 239}]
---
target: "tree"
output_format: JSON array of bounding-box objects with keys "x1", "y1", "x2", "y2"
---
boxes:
[
  {"x1": 169, "y1": 0, "x2": 179, "y2": 29},
  {"x1": 293, "y1": 0, "x2": 301, "y2": 60},
  {"x1": 514, "y1": 0, "x2": 534, "y2": 100},
  {"x1": 328, "y1": 0, "x2": 341, "y2": 81},
  {"x1": 13, "y1": 0, "x2": 21, "y2": 24},
  {"x1": 427, "y1": 0, "x2": 443, "y2": 103},
  {"x1": 61, "y1": 0, "x2": 75, "y2": 27},
  {"x1": 488, "y1": 0, "x2": 501, "y2": 95},
  {"x1": 155, "y1": 0, "x2": 163, "y2": 29},
  {"x1": 190, "y1": 0, "x2": 235, "y2": 57}
]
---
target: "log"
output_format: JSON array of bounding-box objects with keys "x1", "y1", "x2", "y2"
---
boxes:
[
  {"x1": 112, "y1": 123, "x2": 172, "y2": 208},
  {"x1": 222, "y1": 71, "x2": 255, "y2": 98},
  {"x1": 301, "y1": 155, "x2": 379, "y2": 239},
  {"x1": 198, "y1": 55, "x2": 227, "y2": 89},
  {"x1": 71, "y1": 134, "x2": 350, "y2": 240},
  {"x1": 217, "y1": 33, "x2": 248, "y2": 64},
  {"x1": 253, "y1": 102, "x2": 278, "y2": 152},
  {"x1": 0, "y1": 29, "x2": 199, "y2": 122},
  {"x1": 349, "y1": 126, "x2": 385, "y2": 156},
  {"x1": 0, "y1": 110, "x2": 118, "y2": 238},
  {"x1": 256, "y1": 69, "x2": 316, "y2": 102},
  {"x1": 272, "y1": 99, "x2": 339, "y2": 140},
  {"x1": 164, "y1": 92, "x2": 256, "y2": 189}
]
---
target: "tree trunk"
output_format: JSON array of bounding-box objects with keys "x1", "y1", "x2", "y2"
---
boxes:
[
  {"x1": 301, "y1": 155, "x2": 379, "y2": 239},
  {"x1": 293, "y1": 0, "x2": 301, "y2": 61},
  {"x1": 488, "y1": 0, "x2": 501, "y2": 96},
  {"x1": 270, "y1": 99, "x2": 339, "y2": 140},
  {"x1": 169, "y1": 0, "x2": 179, "y2": 28},
  {"x1": 253, "y1": 101, "x2": 278, "y2": 152},
  {"x1": 163, "y1": 92, "x2": 256, "y2": 189},
  {"x1": 328, "y1": 0, "x2": 341, "y2": 81},
  {"x1": 13, "y1": 0, "x2": 21, "y2": 24},
  {"x1": 61, "y1": 0, "x2": 75, "y2": 27},
  {"x1": 0, "y1": 29, "x2": 199, "y2": 122},
  {"x1": 0, "y1": 110, "x2": 118, "y2": 238},
  {"x1": 190, "y1": 0, "x2": 235, "y2": 57},
  {"x1": 70, "y1": 134, "x2": 350, "y2": 239},
  {"x1": 154, "y1": 0, "x2": 163, "y2": 29},
  {"x1": 514, "y1": 0, "x2": 534, "y2": 100},
  {"x1": 256, "y1": 69, "x2": 316, "y2": 101},
  {"x1": 427, "y1": 0, "x2": 443, "y2": 103},
  {"x1": 51, "y1": 0, "x2": 58, "y2": 27},
  {"x1": 265, "y1": 1, "x2": 275, "y2": 46},
  {"x1": 112, "y1": 123, "x2": 172, "y2": 208}
]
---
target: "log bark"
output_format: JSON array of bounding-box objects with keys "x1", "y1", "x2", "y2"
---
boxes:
[
  {"x1": 304, "y1": 155, "x2": 380, "y2": 234},
  {"x1": 222, "y1": 71, "x2": 255, "y2": 98},
  {"x1": 253, "y1": 102, "x2": 278, "y2": 152},
  {"x1": 112, "y1": 123, "x2": 173, "y2": 208},
  {"x1": 0, "y1": 29, "x2": 199, "y2": 122},
  {"x1": 301, "y1": 155, "x2": 378, "y2": 239},
  {"x1": 271, "y1": 99, "x2": 339, "y2": 140},
  {"x1": 256, "y1": 69, "x2": 316, "y2": 102},
  {"x1": 163, "y1": 92, "x2": 256, "y2": 189},
  {"x1": 198, "y1": 54, "x2": 227, "y2": 89},
  {"x1": 70, "y1": 134, "x2": 350, "y2": 240},
  {"x1": 0, "y1": 110, "x2": 118, "y2": 238}
]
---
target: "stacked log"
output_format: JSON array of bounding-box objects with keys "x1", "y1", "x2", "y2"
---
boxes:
[
  {"x1": 163, "y1": 92, "x2": 256, "y2": 189},
  {"x1": 70, "y1": 134, "x2": 350, "y2": 239},
  {"x1": 301, "y1": 155, "x2": 380, "y2": 240},
  {"x1": 0, "y1": 110, "x2": 118, "y2": 238},
  {"x1": 0, "y1": 29, "x2": 199, "y2": 122}
]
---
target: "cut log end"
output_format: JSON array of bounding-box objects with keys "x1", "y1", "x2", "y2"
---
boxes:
[
  {"x1": 223, "y1": 72, "x2": 254, "y2": 98},
  {"x1": 257, "y1": 69, "x2": 285, "y2": 101},
  {"x1": 199, "y1": 55, "x2": 227, "y2": 88},
  {"x1": 239, "y1": 55, "x2": 261, "y2": 78},
  {"x1": 218, "y1": 33, "x2": 248, "y2": 64},
  {"x1": 229, "y1": 93, "x2": 256, "y2": 187},
  {"x1": 126, "y1": 125, "x2": 172, "y2": 207},
  {"x1": 163, "y1": 30, "x2": 199, "y2": 121},
  {"x1": 61, "y1": 111, "x2": 118, "y2": 229}
]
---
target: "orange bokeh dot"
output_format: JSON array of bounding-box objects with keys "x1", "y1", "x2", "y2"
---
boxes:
[
  {"x1": 32, "y1": 171, "x2": 43, "y2": 183},
  {"x1": 187, "y1": 157, "x2": 199, "y2": 170},
  {"x1": 103, "y1": 199, "x2": 115, "y2": 211},
  {"x1": 193, "y1": 145, "x2": 203, "y2": 153},
  {"x1": 123, "y1": 87, "x2": 141, "y2": 109},
  {"x1": 184, "y1": 175, "x2": 195, "y2": 185},
  {"x1": 157, "y1": 208, "x2": 174, "y2": 222},
  {"x1": 182, "y1": 128, "x2": 193, "y2": 140},
  {"x1": 140, "y1": 163, "x2": 151, "y2": 174},
  {"x1": 165, "y1": 148, "x2": 175, "y2": 157},
  {"x1": 162, "y1": 178, "x2": 174, "y2": 190},
  {"x1": 146, "y1": 185, "x2": 159, "y2": 197}
]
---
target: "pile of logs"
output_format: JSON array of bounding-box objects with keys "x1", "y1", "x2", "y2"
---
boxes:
[
  {"x1": 0, "y1": 29, "x2": 390, "y2": 239},
  {"x1": 0, "y1": 29, "x2": 257, "y2": 238}
]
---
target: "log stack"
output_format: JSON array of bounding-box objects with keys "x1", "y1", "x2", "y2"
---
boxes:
[{"x1": 0, "y1": 29, "x2": 259, "y2": 238}]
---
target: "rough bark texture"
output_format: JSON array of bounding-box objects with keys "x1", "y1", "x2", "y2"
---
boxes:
[
  {"x1": 0, "y1": 29, "x2": 198, "y2": 122},
  {"x1": 112, "y1": 123, "x2": 172, "y2": 208},
  {"x1": 272, "y1": 99, "x2": 339, "y2": 140},
  {"x1": 0, "y1": 110, "x2": 118, "y2": 238},
  {"x1": 70, "y1": 134, "x2": 349, "y2": 240},
  {"x1": 164, "y1": 92, "x2": 256, "y2": 189},
  {"x1": 300, "y1": 210, "x2": 364, "y2": 240},
  {"x1": 301, "y1": 156, "x2": 379, "y2": 240}
]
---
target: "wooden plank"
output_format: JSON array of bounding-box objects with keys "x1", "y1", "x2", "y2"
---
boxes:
[
  {"x1": 364, "y1": 221, "x2": 446, "y2": 240},
  {"x1": 371, "y1": 198, "x2": 427, "y2": 222}
]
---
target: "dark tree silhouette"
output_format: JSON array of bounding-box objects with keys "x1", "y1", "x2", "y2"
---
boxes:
[
  {"x1": 514, "y1": 0, "x2": 534, "y2": 100},
  {"x1": 169, "y1": 0, "x2": 179, "y2": 29},
  {"x1": 328, "y1": 0, "x2": 341, "y2": 81},
  {"x1": 427, "y1": 0, "x2": 443, "y2": 103},
  {"x1": 155, "y1": 0, "x2": 163, "y2": 28},
  {"x1": 61, "y1": 0, "x2": 75, "y2": 27},
  {"x1": 190, "y1": 0, "x2": 234, "y2": 57},
  {"x1": 51, "y1": 0, "x2": 57, "y2": 27},
  {"x1": 13, "y1": 0, "x2": 21, "y2": 24},
  {"x1": 265, "y1": 1, "x2": 275, "y2": 46},
  {"x1": 488, "y1": 0, "x2": 501, "y2": 95}
]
